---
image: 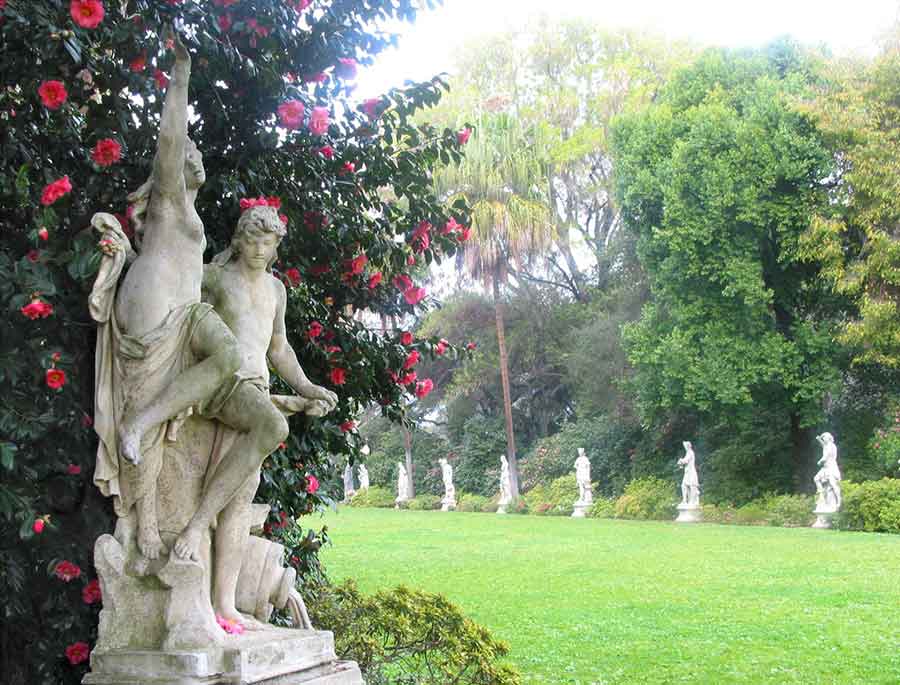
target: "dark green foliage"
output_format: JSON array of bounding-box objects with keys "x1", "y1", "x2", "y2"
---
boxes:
[
  {"x1": 453, "y1": 414, "x2": 508, "y2": 497},
  {"x1": 304, "y1": 579, "x2": 521, "y2": 685},
  {"x1": 522, "y1": 475, "x2": 579, "y2": 516},
  {"x1": 836, "y1": 479, "x2": 900, "y2": 533}
]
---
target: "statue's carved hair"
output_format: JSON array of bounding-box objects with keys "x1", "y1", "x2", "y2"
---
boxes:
[{"x1": 212, "y1": 205, "x2": 287, "y2": 272}]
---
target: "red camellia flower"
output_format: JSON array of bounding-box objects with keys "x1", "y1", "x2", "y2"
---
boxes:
[
  {"x1": 26, "y1": 250, "x2": 40, "y2": 263},
  {"x1": 67, "y1": 464, "x2": 82, "y2": 475},
  {"x1": 40, "y1": 176, "x2": 72, "y2": 206},
  {"x1": 403, "y1": 287, "x2": 426, "y2": 305},
  {"x1": 129, "y1": 54, "x2": 146, "y2": 72},
  {"x1": 92, "y1": 138, "x2": 122, "y2": 167},
  {"x1": 284, "y1": 268, "x2": 301, "y2": 287},
  {"x1": 21, "y1": 298, "x2": 53, "y2": 320},
  {"x1": 340, "y1": 420, "x2": 355, "y2": 432},
  {"x1": 400, "y1": 331, "x2": 413, "y2": 345},
  {"x1": 341, "y1": 161, "x2": 356, "y2": 174},
  {"x1": 46, "y1": 368, "x2": 67, "y2": 389},
  {"x1": 458, "y1": 226, "x2": 472, "y2": 241},
  {"x1": 317, "y1": 145, "x2": 334, "y2": 159},
  {"x1": 38, "y1": 80, "x2": 67, "y2": 109},
  {"x1": 411, "y1": 220, "x2": 431, "y2": 253},
  {"x1": 277, "y1": 99, "x2": 305, "y2": 130},
  {"x1": 154, "y1": 69, "x2": 169, "y2": 90},
  {"x1": 217, "y1": 13, "x2": 233, "y2": 32},
  {"x1": 362, "y1": 97, "x2": 381, "y2": 120},
  {"x1": 38, "y1": 227, "x2": 49, "y2": 241},
  {"x1": 70, "y1": 0, "x2": 105, "y2": 29},
  {"x1": 415, "y1": 378, "x2": 434, "y2": 399},
  {"x1": 441, "y1": 217, "x2": 461, "y2": 235},
  {"x1": 335, "y1": 57, "x2": 358, "y2": 80},
  {"x1": 329, "y1": 367, "x2": 347, "y2": 385},
  {"x1": 65, "y1": 641, "x2": 90, "y2": 665},
  {"x1": 55, "y1": 560, "x2": 82, "y2": 582},
  {"x1": 403, "y1": 350, "x2": 420, "y2": 370},
  {"x1": 466, "y1": 342, "x2": 477, "y2": 351},
  {"x1": 435, "y1": 339, "x2": 449, "y2": 355},
  {"x1": 400, "y1": 371, "x2": 417, "y2": 385},
  {"x1": 367, "y1": 272, "x2": 382, "y2": 289},
  {"x1": 82, "y1": 579, "x2": 102, "y2": 605},
  {"x1": 457, "y1": 127, "x2": 472, "y2": 145},
  {"x1": 307, "y1": 321, "x2": 324, "y2": 339},
  {"x1": 33, "y1": 518, "x2": 45, "y2": 534},
  {"x1": 392, "y1": 274, "x2": 413, "y2": 292},
  {"x1": 349, "y1": 254, "x2": 368, "y2": 275},
  {"x1": 305, "y1": 474, "x2": 320, "y2": 493}
]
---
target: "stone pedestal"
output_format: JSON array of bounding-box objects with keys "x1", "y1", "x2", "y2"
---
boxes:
[
  {"x1": 441, "y1": 499, "x2": 456, "y2": 512},
  {"x1": 812, "y1": 508, "x2": 836, "y2": 529},
  {"x1": 675, "y1": 502, "x2": 702, "y2": 523},
  {"x1": 83, "y1": 626, "x2": 363, "y2": 685},
  {"x1": 571, "y1": 502, "x2": 590, "y2": 518},
  {"x1": 496, "y1": 505, "x2": 507, "y2": 515}
]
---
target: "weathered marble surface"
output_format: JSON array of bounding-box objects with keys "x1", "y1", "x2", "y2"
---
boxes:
[
  {"x1": 497, "y1": 455, "x2": 512, "y2": 514},
  {"x1": 812, "y1": 432, "x2": 842, "y2": 528},
  {"x1": 395, "y1": 462, "x2": 410, "y2": 506},
  {"x1": 439, "y1": 458, "x2": 456, "y2": 511}
]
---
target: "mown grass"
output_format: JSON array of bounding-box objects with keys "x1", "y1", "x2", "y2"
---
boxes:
[{"x1": 316, "y1": 508, "x2": 900, "y2": 684}]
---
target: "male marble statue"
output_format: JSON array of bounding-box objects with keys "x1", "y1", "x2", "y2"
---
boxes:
[
  {"x1": 396, "y1": 462, "x2": 410, "y2": 505},
  {"x1": 814, "y1": 432, "x2": 842, "y2": 512},
  {"x1": 357, "y1": 464, "x2": 370, "y2": 491},
  {"x1": 439, "y1": 457, "x2": 456, "y2": 511},
  {"x1": 677, "y1": 441, "x2": 700, "y2": 506},
  {"x1": 497, "y1": 454, "x2": 512, "y2": 513}
]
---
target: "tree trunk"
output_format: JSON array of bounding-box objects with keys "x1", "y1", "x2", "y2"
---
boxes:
[
  {"x1": 493, "y1": 276, "x2": 520, "y2": 497},
  {"x1": 403, "y1": 426, "x2": 415, "y2": 499}
]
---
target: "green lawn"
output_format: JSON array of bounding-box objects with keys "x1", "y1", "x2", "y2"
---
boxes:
[{"x1": 317, "y1": 507, "x2": 900, "y2": 685}]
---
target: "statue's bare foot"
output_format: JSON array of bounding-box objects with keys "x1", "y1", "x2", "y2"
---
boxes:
[
  {"x1": 173, "y1": 524, "x2": 203, "y2": 561},
  {"x1": 118, "y1": 420, "x2": 144, "y2": 465},
  {"x1": 137, "y1": 527, "x2": 167, "y2": 560},
  {"x1": 215, "y1": 604, "x2": 263, "y2": 632}
]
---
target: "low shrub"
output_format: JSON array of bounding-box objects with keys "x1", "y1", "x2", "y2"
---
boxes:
[
  {"x1": 457, "y1": 493, "x2": 491, "y2": 512},
  {"x1": 733, "y1": 503, "x2": 769, "y2": 526},
  {"x1": 407, "y1": 494, "x2": 441, "y2": 511},
  {"x1": 349, "y1": 486, "x2": 396, "y2": 508},
  {"x1": 305, "y1": 579, "x2": 521, "y2": 685},
  {"x1": 836, "y1": 479, "x2": 900, "y2": 533},
  {"x1": 701, "y1": 503, "x2": 736, "y2": 524},
  {"x1": 523, "y1": 475, "x2": 579, "y2": 516},
  {"x1": 508, "y1": 497, "x2": 529, "y2": 514},
  {"x1": 587, "y1": 498, "x2": 615, "y2": 519},
  {"x1": 758, "y1": 493, "x2": 814, "y2": 527},
  {"x1": 613, "y1": 477, "x2": 676, "y2": 520}
]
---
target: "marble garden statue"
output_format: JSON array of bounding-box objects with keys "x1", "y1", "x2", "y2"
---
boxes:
[
  {"x1": 357, "y1": 464, "x2": 370, "y2": 491},
  {"x1": 343, "y1": 463, "x2": 356, "y2": 502},
  {"x1": 675, "y1": 441, "x2": 702, "y2": 523},
  {"x1": 396, "y1": 462, "x2": 410, "y2": 506},
  {"x1": 85, "y1": 32, "x2": 362, "y2": 685},
  {"x1": 497, "y1": 454, "x2": 512, "y2": 514},
  {"x1": 572, "y1": 448, "x2": 593, "y2": 518},
  {"x1": 812, "y1": 432, "x2": 842, "y2": 529},
  {"x1": 439, "y1": 457, "x2": 457, "y2": 511}
]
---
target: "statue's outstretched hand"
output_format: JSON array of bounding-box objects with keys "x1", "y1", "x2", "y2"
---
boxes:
[
  {"x1": 163, "y1": 24, "x2": 190, "y2": 65},
  {"x1": 299, "y1": 383, "x2": 338, "y2": 411}
]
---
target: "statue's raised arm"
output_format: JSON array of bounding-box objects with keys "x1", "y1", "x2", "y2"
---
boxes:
[{"x1": 152, "y1": 29, "x2": 192, "y2": 201}]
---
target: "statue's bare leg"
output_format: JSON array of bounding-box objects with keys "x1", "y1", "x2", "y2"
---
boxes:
[
  {"x1": 118, "y1": 312, "x2": 241, "y2": 465},
  {"x1": 212, "y1": 468, "x2": 263, "y2": 628},
  {"x1": 135, "y1": 492, "x2": 166, "y2": 559},
  {"x1": 174, "y1": 384, "x2": 288, "y2": 561}
]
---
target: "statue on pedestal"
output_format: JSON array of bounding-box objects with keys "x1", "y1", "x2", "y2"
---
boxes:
[
  {"x1": 85, "y1": 29, "x2": 360, "y2": 685},
  {"x1": 497, "y1": 455, "x2": 512, "y2": 514},
  {"x1": 396, "y1": 462, "x2": 410, "y2": 506},
  {"x1": 342, "y1": 463, "x2": 356, "y2": 502},
  {"x1": 572, "y1": 448, "x2": 593, "y2": 517},
  {"x1": 357, "y1": 464, "x2": 370, "y2": 491},
  {"x1": 675, "y1": 441, "x2": 701, "y2": 522},
  {"x1": 812, "y1": 432, "x2": 842, "y2": 528},
  {"x1": 439, "y1": 458, "x2": 456, "y2": 511}
]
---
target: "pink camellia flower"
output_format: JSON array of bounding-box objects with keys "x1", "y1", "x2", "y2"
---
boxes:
[
  {"x1": 67, "y1": 464, "x2": 82, "y2": 475},
  {"x1": 403, "y1": 350, "x2": 420, "y2": 370},
  {"x1": 466, "y1": 342, "x2": 477, "y2": 351},
  {"x1": 217, "y1": 13, "x2": 233, "y2": 32},
  {"x1": 277, "y1": 99, "x2": 305, "y2": 130},
  {"x1": 308, "y1": 106, "x2": 330, "y2": 136},
  {"x1": 70, "y1": 0, "x2": 105, "y2": 29},
  {"x1": 92, "y1": 138, "x2": 122, "y2": 167},
  {"x1": 38, "y1": 227, "x2": 49, "y2": 241},
  {"x1": 457, "y1": 127, "x2": 472, "y2": 145},
  {"x1": 361, "y1": 97, "x2": 380, "y2": 120},
  {"x1": 406, "y1": 255, "x2": 416, "y2": 266},
  {"x1": 216, "y1": 614, "x2": 245, "y2": 635},
  {"x1": 392, "y1": 274, "x2": 412, "y2": 292},
  {"x1": 403, "y1": 287, "x2": 426, "y2": 306},
  {"x1": 280, "y1": 213, "x2": 289, "y2": 226},
  {"x1": 307, "y1": 321, "x2": 324, "y2": 339},
  {"x1": 435, "y1": 339, "x2": 449, "y2": 355},
  {"x1": 415, "y1": 378, "x2": 434, "y2": 399},
  {"x1": 399, "y1": 371, "x2": 417, "y2": 386},
  {"x1": 329, "y1": 367, "x2": 347, "y2": 385},
  {"x1": 317, "y1": 145, "x2": 334, "y2": 159},
  {"x1": 21, "y1": 298, "x2": 53, "y2": 320},
  {"x1": 367, "y1": 272, "x2": 382, "y2": 289},
  {"x1": 40, "y1": 176, "x2": 72, "y2": 206},
  {"x1": 341, "y1": 161, "x2": 355, "y2": 174},
  {"x1": 284, "y1": 268, "x2": 301, "y2": 287},
  {"x1": 340, "y1": 420, "x2": 355, "y2": 432},
  {"x1": 82, "y1": 579, "x2": 102, "y2": 605},
  {"x1": 55, "y1": 560, "x2": 82, "y2": 582},
  {"x1": 335, "y1": 57, "x2": 358, "y2": 80},
  {"x1": 411, "y1": 220, "x2": 431, "y2": 253},
  {"x1": 400, "y1": 331, "x2": 413, "y2": 345},
  {"x1": 306, "y1": 474, "x2": 320, "y2": 493},
  {"x1": 33, "y1": 518, "x2": 45, "y2": 534},
  {"x1": 266, "y1": 196, "x2": 282, "y2": 209},
  {"x1": 26, "y1": 250, "x2": 40, "y2": 263},
  {"x1": 65, "y1": 641, "x2": 90, "y2": 665},
  {"x1": 441, "y1": 217, "x2": 461, "y2": 235},
  {"x1": 52, "y1": 352, "x2": 62, "y2": 362},
  {"x1": 46, "y1": 368, "x2": 67, "y2": 390},
  {"x1": 38, "y1": 80, "x2": 68, "y2": 109}
]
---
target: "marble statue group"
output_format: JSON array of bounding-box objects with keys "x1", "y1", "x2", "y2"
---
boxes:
[{"x1": 85, "y1": 32, "x2": 361, "y2": 685}]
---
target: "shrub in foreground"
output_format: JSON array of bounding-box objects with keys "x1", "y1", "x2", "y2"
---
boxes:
[
  {"x1": 407, "y1": 494, "x2": 441, "y2": 511},
  {"x1": 305, "y1": 580, "x2": 521, "y2": 685},
  {"x1": 837, "y1": 479, "x2": 900, "y2": 533},
  {"x1": 350, "y1": 486, "x2": 396, "y2": 509},
  {"x1": 587, "y1": 498, "x2": 616, "y2": 519},
  {"x1": 523, "y1": 475, "x2": 579, "y2": 516},
  {"x1": 457, "y1": 493, "x2": 494, "y2": 512},
  {"x1": 614, "y1": 477, "x2": 676, "y2": 520}
]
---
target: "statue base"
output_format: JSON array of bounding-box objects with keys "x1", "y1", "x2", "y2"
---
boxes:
[
  {"x1": 675, "y1": 502, "x2": 702, "y2": 523},
  {"x1": 496, "y1": 504, "x2": 508, "y2": 515},
  {"x1": 441, "y1": 500, "x2": 456, "y2": 512},
  {"x1": 571, "y1": 502, "x2": 591, "y2": 518},
  {"x1": 83, "y1": 626, "x2": 363, "y2": 685},
  {"x1": 811, "y1": 508, "x2": 836, "y2": 529}
]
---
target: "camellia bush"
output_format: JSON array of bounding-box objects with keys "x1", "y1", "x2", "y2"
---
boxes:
[{"x1": 0, "y1": 1, "x2": 474, "y2": 682}]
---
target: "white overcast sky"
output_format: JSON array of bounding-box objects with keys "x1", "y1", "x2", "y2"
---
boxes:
[{"x1": 357, "y1": 0, "x2": 900, "y2": 97}]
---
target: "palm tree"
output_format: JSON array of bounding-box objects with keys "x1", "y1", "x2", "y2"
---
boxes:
[{"x1": 434, "y1": 113, "x2": 554, "y2": 497}]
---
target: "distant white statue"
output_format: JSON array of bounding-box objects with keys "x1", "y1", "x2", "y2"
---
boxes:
[
  {"x1": 571, "y1": 448, "x2": 593, "y2": 518},
  {"x1": 677, "y1": 441, "x2": 700, "y2": 506},
  {"x1": 395, "y1": 462, "x2": 409, "y2": 506},
  {"x1": 675, "y1": 441, "x2": 701, "y2": 522},
  {"x1": 357, "y1": 464, "x2": 370, "y2": 491},
  {"x1": 439, "y1": 458, "x2": 456, "y2": 511},
  {"x1": 812, "y1": 432, "x2": 841, "y2": 528},
  {"x1": 342, "y1": 463, "x2": 355, "y2": 502},
  {"x1": 497, "y1": 454, "x2": 512, "y2": 514}
]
